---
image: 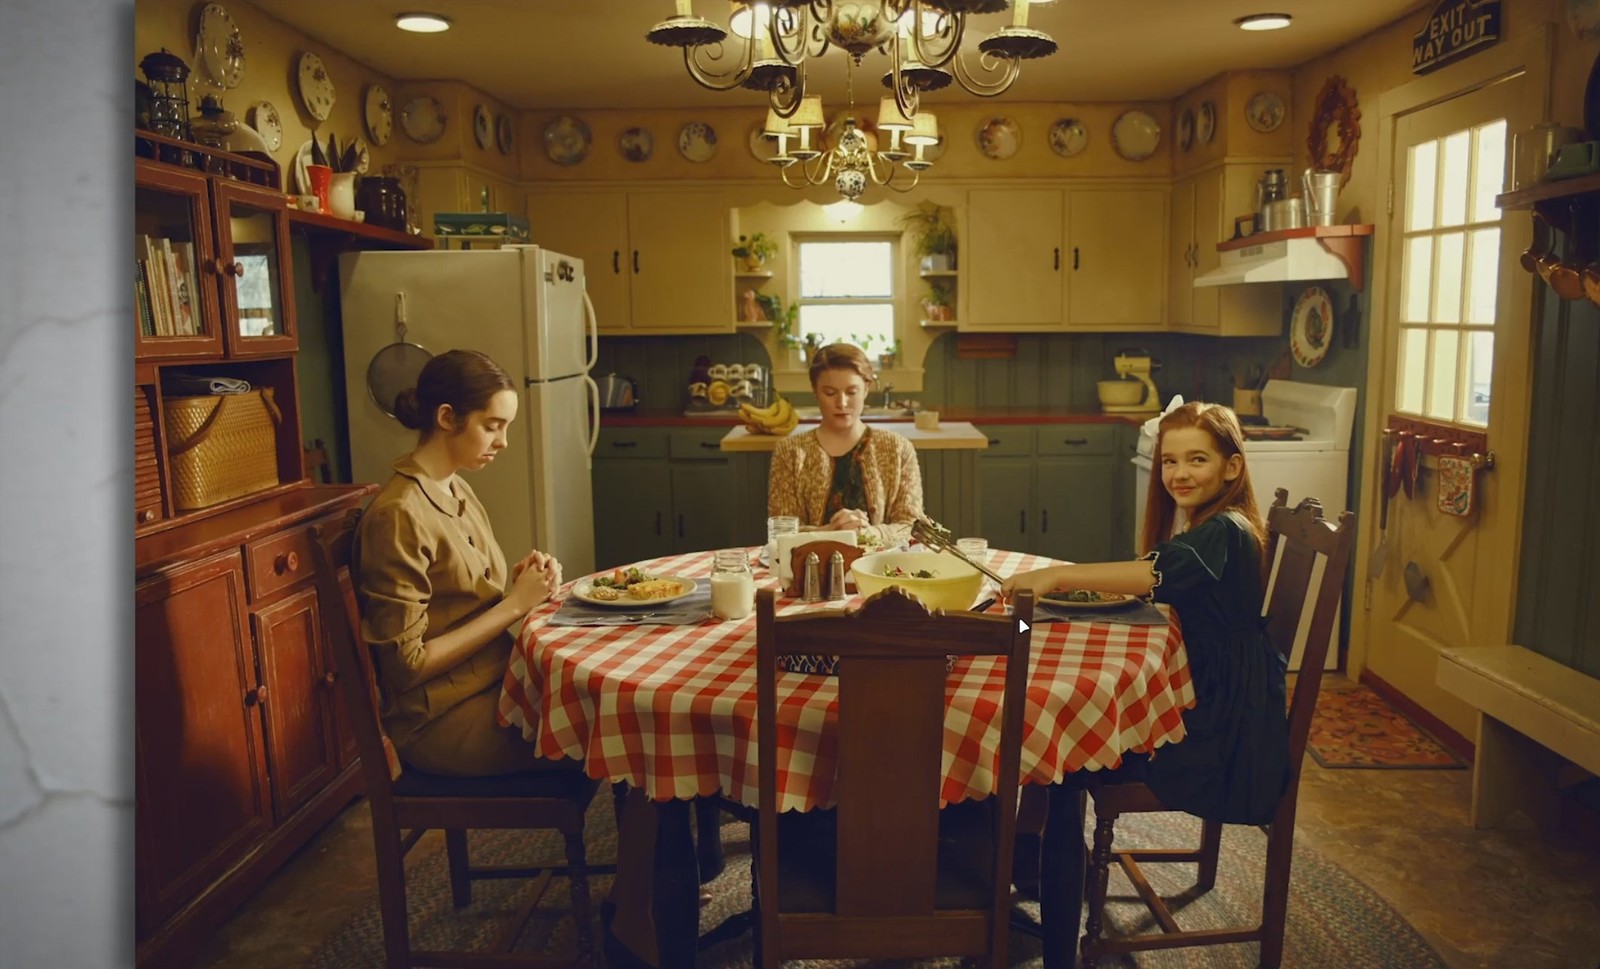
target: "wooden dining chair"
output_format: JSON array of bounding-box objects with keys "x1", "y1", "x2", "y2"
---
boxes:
[
  {"x1": 310, "y1": 509, "x2": 606, "y2": 969},
  {"x1": 1076, "y1": 489, "x2": 1355, "y2": 969},
  {"x1": 752, "y1": 585, "x2": 1036, "y2": 969},
  {"x1": 303, "y1": 437, "x2": 333, "y2": 483}
]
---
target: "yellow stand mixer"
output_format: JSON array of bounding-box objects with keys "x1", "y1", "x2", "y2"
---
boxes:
[{"x1": 1097, "y1": 351, "x2": 1162, "y2": 415}]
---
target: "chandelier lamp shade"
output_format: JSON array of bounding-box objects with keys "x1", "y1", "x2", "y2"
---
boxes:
[{"x1": 645, "y1": 1, "x2": 1058, "y2": 122}]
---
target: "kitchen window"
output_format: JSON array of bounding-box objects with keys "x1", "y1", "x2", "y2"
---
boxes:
[
  {"x1": 1395, "y1": 118, "x2": 1506, "y2": 427},
  {"x1": 795, "y1": 237, "x2": 896, "y2": 352}
]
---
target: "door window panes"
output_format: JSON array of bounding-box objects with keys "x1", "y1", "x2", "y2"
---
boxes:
[
  {"x1": 228, "y1": 208, "x2": 283, "y2": 338},
  {"x1": 796, "y1": 238, "x2": 896, "y2": 350},
  {"x1": 1395, "y1": 118, "x2": 1505, "y2": 427}
]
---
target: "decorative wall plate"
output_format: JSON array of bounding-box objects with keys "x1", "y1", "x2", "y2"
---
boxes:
[
  {"x1": 1048, "y1": 118, "x2": 1088, "y2": 158},
  {"x1": 545, "y1": 115, "x2": 592, "y2": 165},
  {"x1": 1177, "y1": 108, "x2": 1195, "y2": 152},
  {"x1": 621, "y1": 126, "x2": 655, "y2": 163},
  {"x1": 678, "y1": 121, "x2": 718, "y2": 162},
  {"x1": 363, "y1": 84, "x2": 392, "y2": 146},
  {"x1": 976, "y1": 116, "x2": 1021, "y2": 160},
  {"x1": 197, "y1": 3, "x2": 244, "y2": 89},
  {"x1": 350, "y1": 135, "x2": 371, "y2": 174},
  {"x1": 920, "y1": 135, "x2": 946, "y2": 163},
  {"x1": 824, "y1": 114, "x2": 878, "y2": 152},
  {"x1": 1197, "y1": 100, "x2": 1217, "y2": 144},
  {"x1": 495, "y1": 113, "x2": 514, "y2": 155},
  {"x1": 1290, "y1": 286, "x2": 1335, "y2": 368},
  {"x1": 473, "y1": 104, "x2": 492, "y2": 150},
  {"x1": 247, "y1": 100, "x2": 281, "y2": 152},
  {"x1": 1246, "y1": 90, "x2": 1287, "y2": 133},
  {"x1": 745, "y1": 124, "x2": 779, "y2": 164},
  {"x1": 1111, "y1": 110, "x2": 1162, "y2": 161},
  {"x1": 1569, "y1": 0, "x2": 1600, "y2": 41},
  {"x1": 400, "y1": 96, "x2": 446, "y2": 143},
  {"x1": 296, "y1": 51, "x2": 335, "y2": 123},
  {"x1": 292, "y1": 139, "x2": 314, "y2": 194}
]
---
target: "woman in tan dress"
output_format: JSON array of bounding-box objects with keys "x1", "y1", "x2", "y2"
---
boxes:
[
  {"x1": 356, "y1": 349, "x2": 568, "y2": 776},
  {"x1": 767, "y1": 343, "x2": 925, "y2": 547}
]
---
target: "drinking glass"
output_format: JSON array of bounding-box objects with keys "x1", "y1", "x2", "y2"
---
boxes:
[{"x1": 766, "y1": 515, "x2": 800, "y2": 575}]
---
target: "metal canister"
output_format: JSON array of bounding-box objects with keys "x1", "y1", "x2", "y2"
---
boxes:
[
  {"x1": 802, "y1": 552, "x2": 822, "y2": 602},
  {"x1": 826, "y1": 551, "x2": 846, "y2": 601}
]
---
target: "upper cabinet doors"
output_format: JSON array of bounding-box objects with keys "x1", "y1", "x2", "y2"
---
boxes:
[
  {"x1": 967, "y1": 188, "x2": 1066, "y2": 327},
  {"x1": 212, "y1": 180, "x2": 297, "y2": 357}
]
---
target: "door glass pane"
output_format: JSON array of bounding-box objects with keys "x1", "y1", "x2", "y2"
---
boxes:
[
  {"x1": 1466, "y1": 227, "x2": 1500, "y2": 324},
  {"x1": 1462, "y1": 330, "x2": 1493, "y2": 426},
  {"x1": 228, "y1": 207, "x2": 283, "y2": 338},
  {"x1": 1433, "y1": 231, "x2": 1465, "y2": 324},
  {"x1": 1398, "y1": 327, "x2": 1427, "y2": 413},
  {"x1": 1471, "y1": 120, "x2": 1506, "y2": 222},
  {"x1": 1427, "y1": 330, "x2": 1460, "y2": 420},
  {"x1": 134, "y1": 187, "x2": 206, "y2": 338},
  {"x1": 1402, "y1": 237, "x2": 1434, "y2": 322},
  {"x1": 1439, "y1": 130, "x2": 1470, "y2": 227},
  {"x1": 1408, "y1": 141, "x2": 1437, "y2": 231}
]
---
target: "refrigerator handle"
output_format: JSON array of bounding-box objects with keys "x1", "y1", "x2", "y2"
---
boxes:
[
  {"x1": 582, "y1": 373, "x2": 601, "y2": 461},
  {"x1": 582, "y1": 289, "x2": 599, "y2": 372}
]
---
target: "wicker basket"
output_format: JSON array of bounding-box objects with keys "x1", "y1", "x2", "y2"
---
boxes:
[{"x1": 164, "y1": 389, "x2": 282, "y2": 511}]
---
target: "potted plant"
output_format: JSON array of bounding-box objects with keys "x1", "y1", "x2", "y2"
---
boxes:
[
  {"x1": 758, "y1": 293, "x2": 807, "y2": 365},
  {"x1": 922, "y1": 277, "x2": 956, "y2": 323},
  {"x1": 876, "y1": 338, "x2": 903, "y2": 371},
  {"x1": 898, "y1": 201, "x2": 958, "y2": 273},
  {"x1": 731, "y1": 232, "x2": 779, "y2": 271}
]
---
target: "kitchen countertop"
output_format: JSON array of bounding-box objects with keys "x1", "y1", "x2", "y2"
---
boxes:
[
  {"x1": 720, "y1": 422, "x2": 989, "y2": 452},
  {"x1": 601, "y1": 407, "x2": 1145, "y2": 428}
]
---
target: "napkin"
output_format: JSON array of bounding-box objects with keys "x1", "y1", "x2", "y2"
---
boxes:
[
  {"x1": 546, "y1": 587, "x2": 714, "y2": 627},
  {"x1": 1036, "y1": 600, "x2": 1169, "y2": 626},
  {"x1": 774, "y1": 530, "x2": 856, "y2": 585}
]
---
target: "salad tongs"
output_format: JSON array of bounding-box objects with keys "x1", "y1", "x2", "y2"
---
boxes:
[{"x1": 912, "y1": 516, "x2": 1007, "y2": 586}]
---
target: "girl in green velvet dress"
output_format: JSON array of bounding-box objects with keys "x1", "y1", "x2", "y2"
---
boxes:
[{"x1": 1001, "y1": 401, "x2": 1289, "y2": 825}]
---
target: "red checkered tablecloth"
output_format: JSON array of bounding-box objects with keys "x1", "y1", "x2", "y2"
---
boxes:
[{"x1": 498, "y1": 548, "x2": 1194, "y2": 812}]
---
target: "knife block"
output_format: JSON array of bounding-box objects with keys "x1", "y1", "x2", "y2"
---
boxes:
[{"x1": 784, "y1": 541, "x2": 863, "y2": 598}]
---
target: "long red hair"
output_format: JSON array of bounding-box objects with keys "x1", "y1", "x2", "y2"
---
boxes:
[{"x1": 1139, "y1": 402, "x2": 1267, "y2": 561}]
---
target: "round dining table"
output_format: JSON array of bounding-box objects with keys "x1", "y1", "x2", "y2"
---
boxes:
[{"x1": 496, "y1": 547, "x2": 1196, "y2": 969}]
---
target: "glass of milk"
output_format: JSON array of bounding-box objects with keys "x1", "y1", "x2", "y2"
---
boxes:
[{"x1": 710, "y1": 549, "x2": 756, "y2": 620}]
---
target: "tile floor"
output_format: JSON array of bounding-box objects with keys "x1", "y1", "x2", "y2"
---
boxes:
[{"x1": 191, "y1": 677, "x2": 1600, "y2": 969}]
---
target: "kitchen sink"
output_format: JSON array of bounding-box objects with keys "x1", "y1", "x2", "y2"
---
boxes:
[{"x1": 793, "y1": 406, "x2": 915, "y2": 421}]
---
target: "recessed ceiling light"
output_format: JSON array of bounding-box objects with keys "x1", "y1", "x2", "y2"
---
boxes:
[
  {"x1": 1235, "y1": 13, "x2": 1292, "y2": 31},
  {"x1": 395, "y1": 12, "x2": 451, "y2": 33}
]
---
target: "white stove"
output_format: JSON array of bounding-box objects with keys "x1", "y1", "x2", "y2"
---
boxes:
[{"x1": 1132, "y1": 381, "x2": 1357, "y2": 670}]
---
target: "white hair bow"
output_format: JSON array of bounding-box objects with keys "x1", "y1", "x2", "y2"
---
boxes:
[{"x1": 1141, "y1": 394, "x2": 1185, "y2": 439}]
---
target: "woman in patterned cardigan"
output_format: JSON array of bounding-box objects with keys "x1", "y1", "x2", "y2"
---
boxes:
[{"x1": 767, "y1": 343, "x2": 925, "y2": 548}]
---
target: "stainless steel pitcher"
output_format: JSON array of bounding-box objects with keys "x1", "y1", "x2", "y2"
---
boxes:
[{"x1": 1303, "y1": 169, "x2": 1340, "y2": 227}]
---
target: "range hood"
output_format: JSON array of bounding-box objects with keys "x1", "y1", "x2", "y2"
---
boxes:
[{"x1": 1194, "y1": 226, "x2": 1374, "y2": 291}]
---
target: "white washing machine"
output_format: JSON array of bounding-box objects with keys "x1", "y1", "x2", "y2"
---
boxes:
[{"x1": 1132, "y1": 382, "x2": 1357, "y2": 670}]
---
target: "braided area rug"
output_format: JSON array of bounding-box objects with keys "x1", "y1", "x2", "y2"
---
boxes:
[{"x1": 309, "y1": 796, "x2": 1446, "y2": 969}]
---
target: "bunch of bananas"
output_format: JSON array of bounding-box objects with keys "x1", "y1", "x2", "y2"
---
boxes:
[{"x1": 739, "y1": 395, "x2": 798, "y2": 435}]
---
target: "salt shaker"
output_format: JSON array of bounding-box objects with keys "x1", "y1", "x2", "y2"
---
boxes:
[
  {"x1": 802, "y1": 551, "x2": 822, "y2": 602},
  {"x1": 826, "y1": 550, "x2": 846, "y2": 601}
]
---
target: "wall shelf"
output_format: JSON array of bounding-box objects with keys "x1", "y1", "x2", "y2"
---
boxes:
[
  {"x1": 919, "y1": 270, "x2": 959, "y2": 278},
  {"x1": 734, "y1": 269, "x2": 774, "y2": 279},
  {"x1": 1496, "y1": 173, "x2": 1600, "y2": 239}
]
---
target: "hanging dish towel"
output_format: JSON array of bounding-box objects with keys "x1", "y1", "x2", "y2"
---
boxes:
[{"x1": 1436, "y1": 454, "x2": 1477, "y2": 517}]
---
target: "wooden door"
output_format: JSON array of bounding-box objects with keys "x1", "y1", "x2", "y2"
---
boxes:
[
  {"x1": 1188, "y1": 168, "x2": 1225, "y2": 331},
  {"x1": 627, "y1": 191, "x2": 731, "y2": 331},
  {"x1": 966, "y1": 189, "x2": 1064, "y2": 327},
  {"x1": 1362, "y1": 76, "x2": 1537, "y2": 738},
  {"x1": 254, "y1": 586, "x2": 340, "y2": 820},
  {"x1": 212, "y1": 179, "x2": 297, "y2": 357},
  {"x1": 135, "y1": 551, "x2": 270, "y2": 933},
  {"x1": 1066, "y1": 188, "x2": 1166, "y2": 327},
  {"x1": 528, "y1": 189, "x2": 631, "y2": 332},
  {"x1": 1168, "y1": 176, "x2": 1196, "y2": 329}
]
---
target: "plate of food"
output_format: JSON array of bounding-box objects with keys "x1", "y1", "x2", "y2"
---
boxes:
[
  {"x1": 1039, "y1": 589, "x2": 1138, "y2": 611},
  {"x1": 570, "y1": 568, "x2": 698, "y2": 607}
]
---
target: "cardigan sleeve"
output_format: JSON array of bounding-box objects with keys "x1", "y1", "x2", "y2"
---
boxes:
[
  {"x1": 767, "y1": 437, "x2": 807, "y2": 520},
  {"x1": 869, "y1": 431, "x2": 925, "y2": 548}
]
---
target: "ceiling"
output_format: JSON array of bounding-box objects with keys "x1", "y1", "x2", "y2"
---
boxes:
[{"x1": 248, "y1": 0, "x2": 1429, "y2": 110}]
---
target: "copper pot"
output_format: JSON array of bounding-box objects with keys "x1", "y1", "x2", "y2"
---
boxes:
[{"x1": 1583, "y1": 262, "x2": 1600, "y2": 308}]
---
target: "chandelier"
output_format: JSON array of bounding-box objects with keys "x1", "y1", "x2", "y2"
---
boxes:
[{"x1": 645, "y1": 2, "x2": 1058, "y2": 122}]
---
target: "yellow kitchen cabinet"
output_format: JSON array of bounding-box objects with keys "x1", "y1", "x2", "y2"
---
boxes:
[
  {"x1": 1169, "y1": 163, "x2": 1285, "y2": 336},
  {"x1": 965, "y1": 186, "x2": 1167, "y2": 331},
  {"x1": 526, "y1": 189, "x2": 731, "y2": 333}
]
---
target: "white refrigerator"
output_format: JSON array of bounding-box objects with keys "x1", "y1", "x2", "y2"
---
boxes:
[{"x1": 338, "y1": 245, "x2": 600, "y2": 577}]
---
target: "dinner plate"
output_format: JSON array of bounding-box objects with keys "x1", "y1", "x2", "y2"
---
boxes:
[
  {"x1": 976, "y1": 116, "x2": 1021, "y2": 160},
  {"x1": 495, "y1": 113, "x2": 515, "y2": 155},
  {"x1": 1197, "y1": 101, "x2": 1216, "y2": 144},
  {"x1": 1290, "y1": 285, "x2": 1335, "y2": 368},
  {"x1": 364, "y1": 84, "x2": 392, "y2": 146},
  {"x1": 248, "y1": 100, "x2": 282, "y2": 152},
  {"x1": 1177, "y1": 108, "x2": 1195, "y2": 152},
  {"x1": 1246, "y1": 90, "x2": 1286, "y2": 134},
  {"x1": 1048, "y1": 117, "x2": 1088, "y2": 158},
  {"x1": 401, "y1": 96, "x2": 447, "y2": 143},
  {"x1": 473, "y1": 104, "x2": 492, "y2": 150},
  {"x1": 292, "y1": 139, "x2": 314, "y2": 194},
  {"x1": 197, "y1": 3, "x2": 244, "y2": 89},
  {"x1": 1112, "y1": 109, "x2": 1162, "y2": 161},
  {"x1": 297, "y1": 51, "x2": 335, "y2": 123},
  {"x1": 349, "y1": 135, "x2": 371, "y2": 175},
  {"x1": 678, "y1": 121, "x2": 718, "y2": 162},
  {"x1": 1039, "y1": 591, "x2": 1138, "y2": 612},
  {"x1": 570, "y1": 575, "x2": 698, "y2": 608},
  {"x1": 545, "y1": 115, "x2": 592, "y2": 165},
  {"x1": 621, "y1": 125, "x2": 655, "y2": 163}
]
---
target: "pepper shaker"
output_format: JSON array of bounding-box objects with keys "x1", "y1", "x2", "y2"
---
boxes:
[
  {"x1": 802, "y1": 551, "x2": 822, "y2": 602},
  {"x1": 826, "y1": 550, "x2": 846, "y2": 601}
]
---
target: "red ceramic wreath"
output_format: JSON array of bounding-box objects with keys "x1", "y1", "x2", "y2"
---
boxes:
[{"x1": 1308, "y1": 75, "x2": 1361, "y2": 187}]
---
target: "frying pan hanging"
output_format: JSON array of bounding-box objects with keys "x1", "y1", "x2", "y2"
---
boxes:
[{"x1": 366, "y1": 293, "x2": 433, "y2": 419}]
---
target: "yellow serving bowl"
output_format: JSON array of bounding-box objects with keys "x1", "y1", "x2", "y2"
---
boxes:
[{"x1": 851, "y1": 550, "x2": 984, "y2": 613}]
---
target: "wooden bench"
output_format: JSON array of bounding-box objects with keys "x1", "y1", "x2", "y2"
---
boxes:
[{"x1": 1437, "y1": 645, "x2": 1600, "y2": 829}]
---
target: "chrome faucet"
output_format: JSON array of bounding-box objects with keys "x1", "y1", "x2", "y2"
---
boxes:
[{"x1": 880, "y1": 384, "x2": 895, "y2": 409}]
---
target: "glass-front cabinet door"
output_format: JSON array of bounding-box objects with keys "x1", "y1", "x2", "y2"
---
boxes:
[
  {"x1": 213, "y1": 180, "x2": 297, "y2": 356},
  {"x1": 134, "y1": 160, "x2": 223, "y2": 359}
]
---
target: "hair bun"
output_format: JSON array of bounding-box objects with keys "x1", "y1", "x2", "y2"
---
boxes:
[{"x1": 391, "y1": 388, "x2": 423, "y2": 429}]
